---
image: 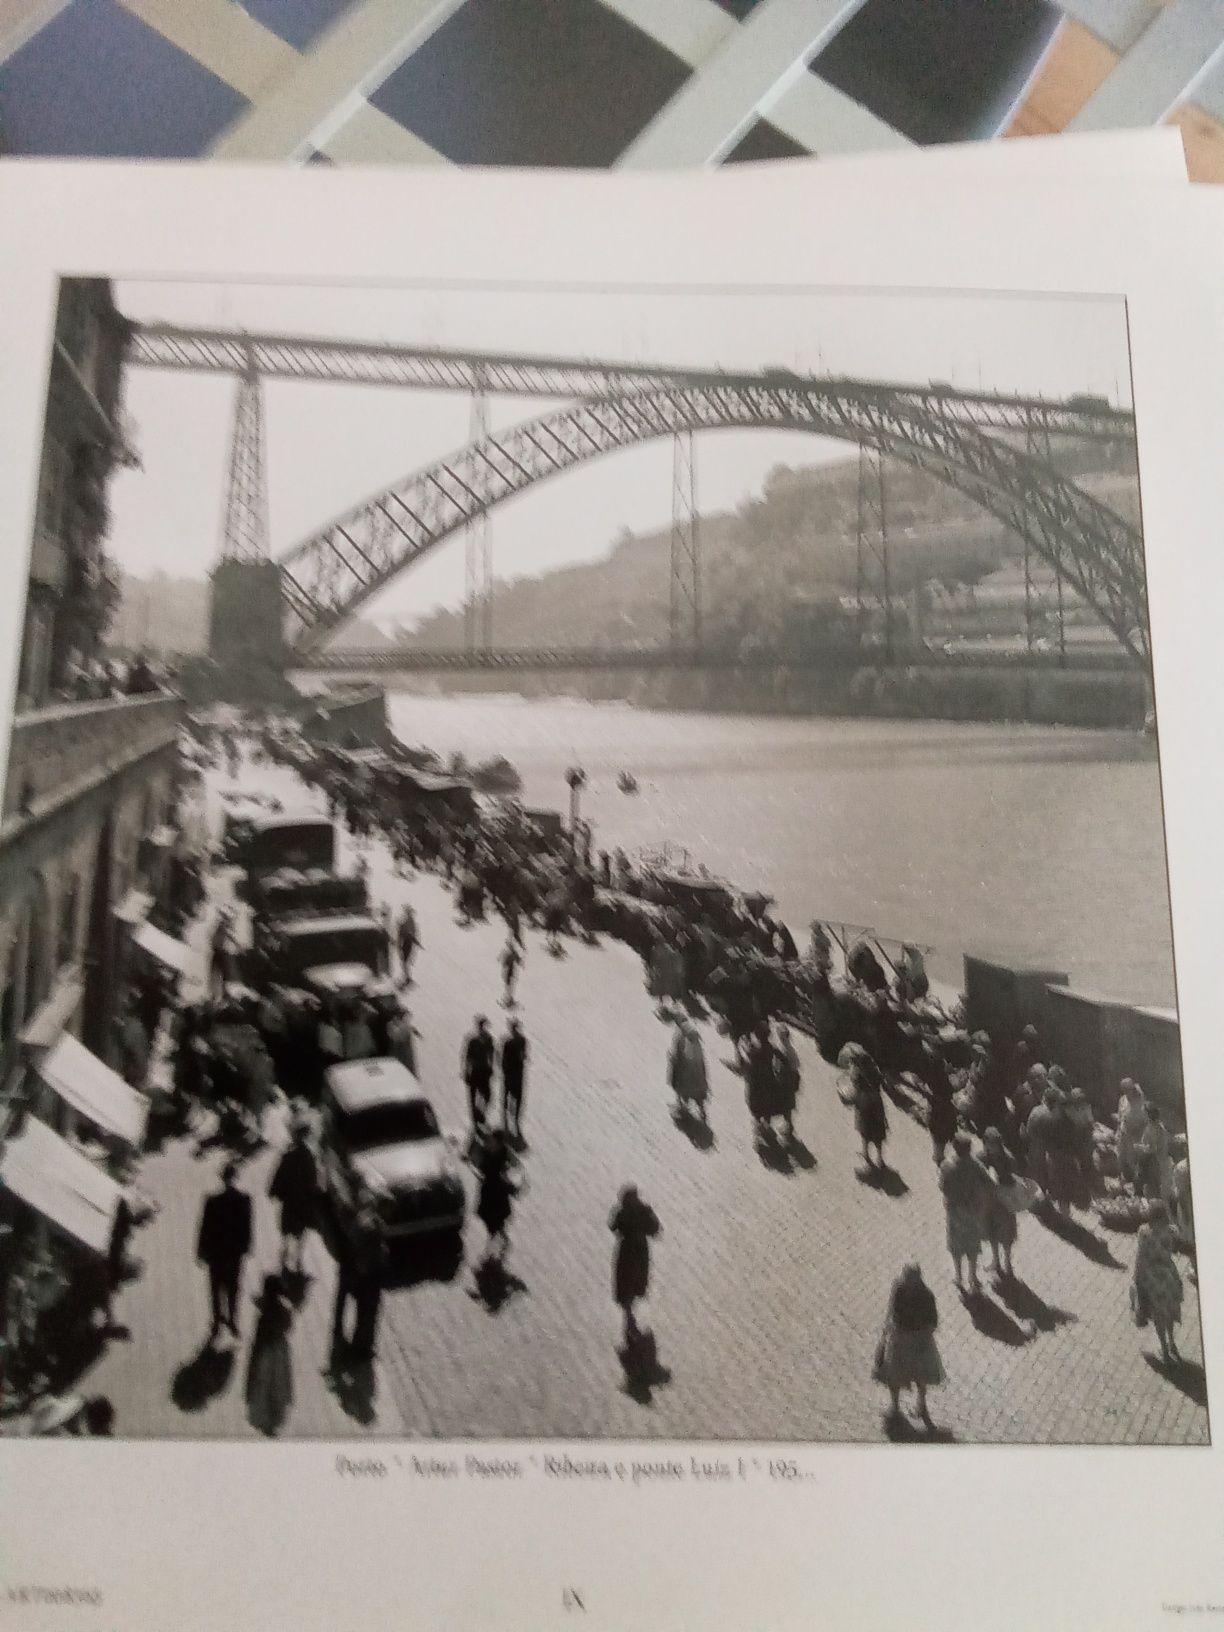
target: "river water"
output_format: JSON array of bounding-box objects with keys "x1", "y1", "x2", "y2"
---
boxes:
[{"x1": 387, "y1": 692, "x2": 1176, "y2": 1010}]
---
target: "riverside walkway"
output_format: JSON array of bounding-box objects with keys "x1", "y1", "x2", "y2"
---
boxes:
[{"x1": 77, "y1": 753, "x2": 1207, "y2": 1445}]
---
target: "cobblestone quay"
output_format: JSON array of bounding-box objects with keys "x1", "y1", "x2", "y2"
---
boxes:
[{"x1": 80, "y1": 752, "x2": 1206, "y2": 1445}]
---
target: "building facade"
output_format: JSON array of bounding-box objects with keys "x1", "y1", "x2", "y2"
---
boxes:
[{"x1": 0, "y1": 279, "x2": 183, "y2": 1108}]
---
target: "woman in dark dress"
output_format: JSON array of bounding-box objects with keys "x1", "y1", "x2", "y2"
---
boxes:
[
  {"x1": 847, "y1": 1054, "x2": 889, "y2": 1169},
  {"x1": 928, "y1": 1081, "x2": 959, "y2": 1168},
  {"x1": 980, "y1": 1126, "x2": 1025, "y2": 1280},
  {"x1": 476, "y1": 1130, "x2": 518, "y2": 1259},
  {"x1": 268, "y1": 1121, "x2": 319, "y2": 1276},
  {"x1": 743, "y1": 1027, "x2": 780, "y2": 1132},
  {"x1": 873, "y1": 1263, "x2": 942, "y2": 1429},
  {"x1": 610, "y1": 1185, "x2": 661, "y2": 1343},
  {"x1": 245, "y1": 1273, "x2": 295, "y2": 1437}
]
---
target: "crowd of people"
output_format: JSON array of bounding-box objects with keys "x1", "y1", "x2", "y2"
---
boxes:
[
  {"x1": 52, "y1": 712, "x2": 1188, "y2": 1442},
  {"x1": 256, "y1": 716, "x2": 1196, "y2": 1431}
]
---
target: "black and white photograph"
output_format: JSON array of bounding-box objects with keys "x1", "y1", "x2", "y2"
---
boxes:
[{"x1": 0, "y1": 269, "x2": 1202, "y2": 1448}]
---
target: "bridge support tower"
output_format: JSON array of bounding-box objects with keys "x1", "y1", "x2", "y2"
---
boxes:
[
  {"x1": 670, "y1": 428, "x2": 701, "y2": 650},
  {"x1": 201, "y1": 353, "x2": 295, "y2": 705},
  {"x1": 465, "y1": 370, "x2": 494, "y2": 656},
  {"x1": 855, "y1": 446, "x2": 894, "y2": 660}
]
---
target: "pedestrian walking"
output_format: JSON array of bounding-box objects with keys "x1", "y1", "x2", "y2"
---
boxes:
[
  {"x1": 1138, "y1": 1103, "x2": 1174, "y2": 1203},
  {"x1": 929, "y1": 1079, "x2": 959, "y2": 1167},
  {"x1": 387, "y1": 1002, "x2": 419, "y2": 1077},
  {"x1": 1116, "y1": 1078, "x2": 1147, "y2": 1187},
  {"x1": 743, "y1": 1024, "x2": 780, "y2": 1134},
  {"x1": 342, "y1": 1000, "x2": 375, "y2": 1061},
  {"x1": 500, "y1": 936, "x2": 523, "y2": 1008},
  {"x1": 331, "y1": 1188, "x2": 387, "y2": 1364},
  {"x1": 775, "y1": 1024, "x2": 801, "y2": 1138},
  {"x1": 196, "y1": 1159, "x2": 253, "y2": 1340},
  {"x1": 980, "y1": 1125, "x2": 1038, "y2": 1281},
  {"x1": 610, "y1": 1184, "x2": 660, "y2": 1345},
  {"x1": 1026, "y1": 1084, "x2": 1084, "y2": 1217},
  {"x1": 807, "y1": 920, "x2": 833, "y2": 982},
  {"x1": 873, "y1": 1264, "x2": 942, "y2": 1431},
  {"x1": 462, "y1": 1015, "x2": 496, "y2": 1135},
  {"x1": 1131, "y1": 1201, "x2": 1184, "y2": 1364},
  {"x1": 501, "y1": 1019, "x2": 528, "y2": 1141},
  {"x1": 116, "y1": 1004, "x2": 149, "y2": 1091},
  {"x1": 476, "y1": 1129, "x2": 519, "y2": 1259},
  {"x1": 1173, "y1": 1154, "x2": 1194, "y2": 1246},
  {"x1": 245, "y1": 1272, "x2": 295, "y2": 1437},
  {"x1": 1066, "y1": 1086, "x2": 1096, "y2": 1189},
  {"x1": 668, "y1": 1018, "x2": 710, "y2": 1126},
  {"x1": 208, "y1": 910, "x2": 237, "y2": 999},
  {"x1": 396, "y1": 904, "x2": 419, "y2": 983},
  {"x1": 938, "y1": 1132, "x2": 994, "y2": 1295},
  {"x1": 317, "y1": 1004, "x2": 344, "y2": 1074},
  {"x1": 268, "y1": 1120, "x2": 319, "y2": 1276},
  {"x1": 842, "y1": 1047, "x2": 889, "y2": 1169}
]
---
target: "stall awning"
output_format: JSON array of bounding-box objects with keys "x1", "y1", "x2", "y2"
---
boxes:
[
  {"x1": 20, "y1": 974, "x2": 84, "y2": 1050},
  {"x1": 114, "y1": 888, "x2": 153, "y2": 926},
  {"x1": 132, "y1": 921, "x2": 196, "y2": 980},
  {"x1": 36, "y1": 1033, "x2": 148, "y2": 1148},
  {"x1": 0, "y1": 1116, "x2": 121, "y2": 1256}
]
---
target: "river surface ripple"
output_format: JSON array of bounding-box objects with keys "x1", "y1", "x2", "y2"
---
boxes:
[{"x1": 387, "y1": 692, "x2": 1176, "y2": 1011}]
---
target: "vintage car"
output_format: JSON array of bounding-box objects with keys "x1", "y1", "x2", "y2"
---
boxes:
[
  {"x1": 247, "y1": 866, "x2": 368, "y2": 923},
  {"x1": 644, "y1": 868, "x2": 738, "y2": 932},
  {"x1": 233, "y1": 813, "x2": 335, "y2": 886},
  {"x1": 219, "y1": 797, "x2": 273, "y2": 863},
  {"x1": 320, "y1": 1058, "x2": 465, "y2": 1238},
  {"x1": 253, "y1": 911, "x2": 390, "y2": 991}
]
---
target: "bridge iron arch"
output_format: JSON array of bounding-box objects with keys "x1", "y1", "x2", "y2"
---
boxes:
[{"x1": 276, "y1": 381, "x2": 1147, "y2": 664}]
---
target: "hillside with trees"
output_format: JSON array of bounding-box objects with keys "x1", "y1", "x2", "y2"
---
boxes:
[{"x1": 400, "y1": 447, "x2": 1138, "y2": 658}]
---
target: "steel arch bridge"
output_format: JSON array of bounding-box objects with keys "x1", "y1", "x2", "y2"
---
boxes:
[
  {"x1": 274, "y1": 378, "x2": 1147, "y2": 661},
  {"x1": 129, "y1": 323, "x2": 1136, "y2": 446}
]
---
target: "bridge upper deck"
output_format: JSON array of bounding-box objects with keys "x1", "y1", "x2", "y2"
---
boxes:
[{"x1": 127, "y1": 322, "x2": 1134, "y2": 444}]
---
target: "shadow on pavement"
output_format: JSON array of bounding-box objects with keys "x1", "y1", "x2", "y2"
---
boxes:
[
  {"x1": 671, "y1": 1105, "x2": 715, "y2": 1152},
  {"x1": 1144, "y1": 1353, "x2": 1208, "y2": 1408},
  {"x1": 995, "y1": 1275, "x2": 1077, "y2": 1333},
  {"x1": 855, "y1": 1162, "x2": 909, "y2": 1198},
  {"x1": 788, "y1": 1134, "x2": 817, "y2": 1171},
  {"x1": 883, "y1": 1410, "x2": 956, "y2": 1444},
  {"x1": 961, "y1": 1288, "x2": 1030, "y2": 1347},
  {"x1": 385, "y1": 1235, "x2": 466, "y2": 1291},
  {"x1": 618, "y1": 1328, "x2": 671, "y2": 1406},
  {"x1": 467, "y1": 1254, "x2": 528, "y2": 1314},
  {"x1": 1036, "y1": 1208, "x2": 1124, "y2": 1269},
  {"x1": 753, "y1": 1127, "x2": 816, "y2": 1176},
  {"x1": 172, "y1": 1340, "x2": 235, "y2": 1412},
  {"x1": 324, "y1": 1349, "x2": 377, "y2": 1426},
  {"x1": 317, "y1": 1205, "x2": 464, "y2": 1292}
]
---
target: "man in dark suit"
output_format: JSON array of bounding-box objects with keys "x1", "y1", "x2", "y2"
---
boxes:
[
  {"x1": 462, "y1": 1015, "x2": 495, "y2": 1135},
  {"x1": 501, "y1": 1020, "x2": 528, "y2": 1142},
  {"x1": 197, "y1": 1159, "x2": 253, "y2": 1339}
]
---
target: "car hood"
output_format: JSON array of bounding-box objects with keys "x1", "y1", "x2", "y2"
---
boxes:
[
  {"x1": 305, "y1": 962, "x2": 373, "y2": 994},
  {"x1": 353, "y1": 1139, "x2": 455, "y2": 1192}
]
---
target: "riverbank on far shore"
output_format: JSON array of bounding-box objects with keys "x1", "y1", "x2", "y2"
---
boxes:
[{"x1": 347, "y1": 656, "x2": 1150, "y2": 732}]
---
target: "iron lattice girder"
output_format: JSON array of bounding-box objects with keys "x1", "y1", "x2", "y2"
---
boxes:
[
  {"x1": 295, "y1": 646, "x2": 1136, "y2": 676},
  {"x1": 277, "y1": 382, "x2": 1147, "y2": 662},
  {"x1": 128, "y1": 321, "x2": 1134, "y2": 445}
]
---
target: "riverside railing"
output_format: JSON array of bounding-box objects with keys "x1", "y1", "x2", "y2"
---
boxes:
[{"x1": 1, "y1": 692, "x2": 183, "y2": 829}]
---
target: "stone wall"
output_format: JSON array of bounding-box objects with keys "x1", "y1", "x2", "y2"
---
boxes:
[{"x1": 964, "y1": 952, "x2": 1184, "y2": 1125}]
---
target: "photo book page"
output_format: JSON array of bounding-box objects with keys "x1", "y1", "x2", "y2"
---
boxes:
[{"x1": 1, "y1": 158, "x2": 1223, "y2": 1632}]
